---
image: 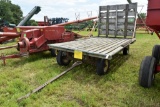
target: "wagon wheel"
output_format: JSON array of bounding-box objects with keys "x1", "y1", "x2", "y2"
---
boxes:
[
  {"x1": 152, "y1": 45, "x2": 160, "y2": 64},
  {"x1": 50, "y1": 49, "x2": 56, "y2": 57},
  {"x1": 123, "y1": 46, "x2": 129, "y2": 55},
  {"x1": 139, "y1": 56, "x2": 156, "y2": 88},
  {"x1": 96, "y1": 59, "x2": 109, "y2": 75},
  {"x1": 56, "y1": 51, "x2": 71, "y2": 66}
]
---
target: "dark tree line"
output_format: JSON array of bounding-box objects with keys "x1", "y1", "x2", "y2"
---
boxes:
[{"x1": 0, "y1": 0, "x2": 23, "y2": 25}]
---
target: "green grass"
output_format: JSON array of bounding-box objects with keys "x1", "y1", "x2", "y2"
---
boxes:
[{"x1": 0, "y1": 32, "x2": 160, "y2": 107}]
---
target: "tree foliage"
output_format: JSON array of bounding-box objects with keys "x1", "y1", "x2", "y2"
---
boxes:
[
  {"x1": 138, "y1": 13, "x2": 146, "y2": 19},
  {"x1": 0, "y1": 0, "x2": 23, "y2": 25},
  {"x1": 27, "y1": 20, "x2": 38, "y2": 26}
]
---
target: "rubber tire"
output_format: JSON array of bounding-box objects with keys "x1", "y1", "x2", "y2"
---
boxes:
[
  {"x1": 123, "y1": 46, "x2": 129, "y2": 55},
  {"x1": 56, "y1": 51, "x2": 71, "y2": 66},
  {"x1": 151, "y1": 32, "x2": 154, "y2": 35},
  {"x1": 152, "y1": 45, "x2": 160, "y2": 63},
  {"x1": 139, "y1": 56, "x2": 156, "y2": 88},
  {"x1": 50, "y1": 49, "x2": 56, "y2": 57},
  {"x1": 96, "y1": 59, "x2": 109, "y2": 75}
]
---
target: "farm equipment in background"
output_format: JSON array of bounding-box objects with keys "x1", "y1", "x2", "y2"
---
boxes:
[
  {"x1": 18, "y1": 6, "x2": 41, "y2": 26},
  {"x1": 37, "y1": 16, "x2": 69, "y2": 26},
  {"x1": 0, "y1": 16, "x2": 97, "y2": 65},
  {"x1": 0, "y1": 18, "x2": 16, "y2": 31},
  {"x1": 136, "y1": 18, "x2": 154, "y2": 34},
  {"x1": 64, "y1": 20, "x2": 97, "y2": 31},
  {"x1": 0, "y1": 6, "x2": 41, "y2": 44},
  {"x1": 138, "y1": 0, "x2": 160, "y2": 88}
]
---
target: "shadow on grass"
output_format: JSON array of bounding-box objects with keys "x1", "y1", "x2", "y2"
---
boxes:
[
  {"x1": 153, "y1": 74, "x2": 160, "y2": 89},
  {"x1": 69, "y1": 53, "x2": 130, "y2": 84},
  {"x1": 8, "y1": 51, "x2": 53, "y2": 66}
]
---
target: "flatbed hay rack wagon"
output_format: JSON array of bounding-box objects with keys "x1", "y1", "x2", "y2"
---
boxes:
[
  {"x1": 48, "y1": 3, "x2": 137, "y2": 75},
  {"x1": 139, "y1": 0, "x2": 160, "y2": 88}
]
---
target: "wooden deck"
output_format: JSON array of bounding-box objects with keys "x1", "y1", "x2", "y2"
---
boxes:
[{"x1": 48, "y1": 37, "x2": 135, "y2": 59}]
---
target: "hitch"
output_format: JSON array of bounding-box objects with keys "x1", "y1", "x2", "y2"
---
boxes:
[
  {"x1": 0, "y1": 53, "x2": 28, "y2": 65},
  {"x1": 0, "y1": 45, "x2": 17, "y2": 50}
]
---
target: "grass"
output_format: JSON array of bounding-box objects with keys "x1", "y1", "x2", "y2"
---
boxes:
[{"x1": 0, "y1": 31, "x2": 160, "y2": 107}]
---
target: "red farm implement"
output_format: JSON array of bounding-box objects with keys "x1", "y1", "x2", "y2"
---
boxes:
[
  {"x1": 139, "y1": 0, "x2": 160, "y2": 88},
  {"x1": 0, "y1": 16, "x2": 97, "y2": 65},
  {"x1": 136, "y1": 18, "x2": 154, "y2": 34}
]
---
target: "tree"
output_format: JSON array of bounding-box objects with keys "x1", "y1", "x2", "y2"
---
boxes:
[
  {"x1": 0, "y1": 0, "x2": 23, "y2": 25},
  {"x1": 26, "y1": 20, "x2": 38, "y2": 26},
  {"x1": 10, "y1": 4, "x2": 23, "y2": 24},
  {"x1": 138, "y1": 13, "x2": 146, "y2": 19}
]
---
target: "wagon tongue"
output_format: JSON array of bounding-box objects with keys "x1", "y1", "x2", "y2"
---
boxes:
[
  {"x1": 0, "y1": 44, "x2": 17, "y2": 50},
  {"x1": 0, "y1": 53, "x2": 28, "y2": 65},
  {"x1": 0, "y1": 44, "x2": 28, "y2": 65}
]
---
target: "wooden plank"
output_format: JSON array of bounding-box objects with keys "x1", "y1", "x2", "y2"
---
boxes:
[
  {"x1": 100, "y1": 30, "x2": 106, "y2": 35},
  {"x1": 81, "y1": 38, "x2": 124, "y2": 52},
  {"x1": 94, "y1": 39, "x2": 129, "y2": 54},
  {"x1": 100, "y1": 11, "x2": 135, "y2": 17},
  {"x1": 98, "y1": 6, "x2": 101, "y2": 37},
  {"x1": 100, "y1": 41, "x2": 131, "y2": 54},
  {"x1": 106, "y1": 6, "x2": 109, "y2": 37},
  {"x1": 124, "y1": 4, "x2": 129, "y2": 38},
  {"x1": 100, "y1": 18, "x2": 135, "y2": 24},
  {"x1": 87, "y1": 39, "x2": 128, "y2": 53},
  {"x1": 128, "y1": 3, "x2": 137, "y2": 10},
  {"x1": 128, "y1": 24, "x2": 134, "y2": 30},
  {"x1": 108, "y1": 30, "x2": 133, "y2": 36},
  {"x1": 100, "y1": 3, "x2": 137, "y2": 11},
  {"x1": 100, "y1": 24, "x2": 134, "y2": 30},
  {"x1": 100, "y1": 25, "x2": 106, "y2": 29},
  {"x1": 109, "y1": 24, "x2": 116, "y2": 30},
  {"x1": 115, "y1": 5, "x2": 118, "y2": 37},
  {"x1": 101, "y1": 19, "x2": 106, "y2": 23}
]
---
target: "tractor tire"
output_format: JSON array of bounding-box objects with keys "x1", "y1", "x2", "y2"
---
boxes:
[
  {"x1": 96, "y1": 59, "x2": 109, "y2": 75},
  {"x1": 139, "y1": 56, "x2": 156, "y2": 88},
  {"x1": 50, "y1": 49, "x2": 56, "y2": 57},
  {"x1": 56, "y1": 51, "x2": 71, "y2": 66},
  {"x1": 152, "y1": 45, "x2": 160, "y2": 63},
  {"x1": 123, "y1": 46, "x2": 129, "y2": 55}
]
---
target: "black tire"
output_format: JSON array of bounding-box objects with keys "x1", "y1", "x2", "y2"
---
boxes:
[
  {"x1": 152, "y1": 45, "x2": 160, "y2": 63},
  {"x1": 50, "y1": 49, "x2": 56, "y2": 57},
  {"x1": 139, "y1": 56, "x2": 156, "y2": 88},
  {"x1": 123, "y1": 46, "x2": 129, "y2": 55},
  {"x1": 96, "y1": 59, "x2": 109, "y2": 75},
  {"x1": 151, "y1": 32, "x2": 154, "y2": 35},
  {"x1": 56, "y1": 51, "x2": 71, "y2": 66}
]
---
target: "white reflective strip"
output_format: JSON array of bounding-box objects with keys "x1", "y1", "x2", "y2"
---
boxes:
[{"x1": 0, "y1": 32, "x2": 3, "y2": 35}]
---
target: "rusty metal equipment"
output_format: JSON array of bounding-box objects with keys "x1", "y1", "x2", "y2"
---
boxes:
[
  {"x1": 48, "y1": 3, "x2": 137, "y2": 75},
  {"x1": 136, "y1": 18, "x2": 154, "y2": 34},
  {"x1": 0, "y1": 16, "x2": 97, "y2": 65},
  {"x1": 139, "y1": 0, "x2": 160, "y2": 88},
  {"x1": 37, "y1": 16, "x2": 69, "y2": 26}
]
